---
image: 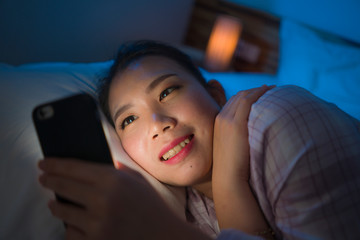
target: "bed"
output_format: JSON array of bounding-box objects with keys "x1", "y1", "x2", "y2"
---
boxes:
[{"x1": 1, "y1": 2, "x2": 360, "y2": 240}]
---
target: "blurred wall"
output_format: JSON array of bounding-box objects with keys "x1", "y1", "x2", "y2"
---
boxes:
[
  {"x1": 227, "y1": 0, "x2": 360, "y2": 44},
  {"x1": 0, "y1": 0, "x2": 194, "y2": 65}
]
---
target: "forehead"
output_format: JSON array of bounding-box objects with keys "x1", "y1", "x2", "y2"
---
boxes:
[
  {"x1": 115, "y1": 56, "x2": 195, "y2": 85},
  {"x1": 109, "y1": 56, "x2": 200, "y2": 94}
]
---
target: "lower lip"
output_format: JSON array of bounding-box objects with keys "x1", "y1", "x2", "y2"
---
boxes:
[{"x1": 162, "y1": 136, "x2": 194, "y2": 165}]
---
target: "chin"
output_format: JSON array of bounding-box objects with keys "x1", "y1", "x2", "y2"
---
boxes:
[{"x1": 176, "y1": 171, "x2": 212, "y2": 187}]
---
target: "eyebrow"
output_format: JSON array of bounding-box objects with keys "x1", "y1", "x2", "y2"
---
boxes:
[
  {"x1": 113, "y1": 104, "x2": 132, "y2": 125},
  {"x1": 112, "y1": 73, "x2": 177, "y2": 124},
  {"x1": 145, "y1": 73, "x2": 177, "y2": 93}
]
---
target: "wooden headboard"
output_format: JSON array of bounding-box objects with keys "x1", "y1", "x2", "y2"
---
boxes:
[{"x1": 183, "y1": 0, "x2": 280, "y2": 74}]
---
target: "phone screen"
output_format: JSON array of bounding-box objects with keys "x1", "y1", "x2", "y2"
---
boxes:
[{"x1": 33, "y1": 93, "x2": 113, "y2": 164}]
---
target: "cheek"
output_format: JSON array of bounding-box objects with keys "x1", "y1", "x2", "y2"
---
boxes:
[
  {"x1": 120, "y1": 131, "x2": 148, "y2": 166},
  {"x1": 186, "y1": 92, "x2": 219, "y2": 128},
  {"x1": 179, "y1": 92, "x2": 218, "y2": 154}
]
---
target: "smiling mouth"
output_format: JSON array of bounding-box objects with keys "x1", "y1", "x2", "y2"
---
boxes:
[{"x1": 161, "y1": 135, "x2": 194, "y2": 161}]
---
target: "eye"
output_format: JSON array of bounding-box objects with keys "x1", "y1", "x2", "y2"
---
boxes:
[
  {"x1": 121, "y1": 115, "x2": 138, "y2": 129},
  {"x1": 159, "y1": 86, "x2": 180, "y2": 101}
]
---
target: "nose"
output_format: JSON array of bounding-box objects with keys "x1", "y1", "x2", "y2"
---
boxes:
[{"x1": 151, "y1": 113, "x2": 176, "y2": 139}]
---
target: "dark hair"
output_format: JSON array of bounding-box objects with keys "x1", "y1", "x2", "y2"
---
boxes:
[{"x1": 98, "y1": 40, "x2": 207, "y2": 126}]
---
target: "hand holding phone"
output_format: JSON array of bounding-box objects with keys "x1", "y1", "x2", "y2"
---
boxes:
[{"x1": 33, "y1": 93, "x2": 114, "y2": 205}]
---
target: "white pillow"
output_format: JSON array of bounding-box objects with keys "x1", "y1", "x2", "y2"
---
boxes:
[
  {"x1": 0, "y1": 61, "x2": 186, "y2": 240},
  {"x1": 278, "y1": 19, "x2": 360, "y2": 119}
]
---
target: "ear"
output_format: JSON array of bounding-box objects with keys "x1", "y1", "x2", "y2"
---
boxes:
[{"x1": 206, "y1": 79, "x2": 226, "y2": 107}]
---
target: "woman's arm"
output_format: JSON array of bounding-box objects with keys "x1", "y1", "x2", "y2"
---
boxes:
[{"x1": 212, "y1": 85, "x2": 274, "y2": 238}]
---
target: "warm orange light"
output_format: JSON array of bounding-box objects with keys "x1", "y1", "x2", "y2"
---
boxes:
[{"x1": 205, "y1": 15, "x2": 242, "y2": 72}]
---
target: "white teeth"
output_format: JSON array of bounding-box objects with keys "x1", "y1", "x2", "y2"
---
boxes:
[
  {"x1": 174, "y1": 145, "x2": 181, "y2": 153},
  {"x1": 169, "y1": 149, "x2": 175, "y2": 157},
  {"x1": 162, "y1": 137, "x2": 191, "y2": 161},
  {"x1": 163, "y1": 152, "x2": 170, "y2": 160}
]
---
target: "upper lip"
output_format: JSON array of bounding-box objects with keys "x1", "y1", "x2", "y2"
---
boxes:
[{"x1": 158, "y1": 134, "x2": 193, "y2": 160}]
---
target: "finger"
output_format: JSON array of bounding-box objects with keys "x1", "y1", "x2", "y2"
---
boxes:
[
  {"x1": 245, "y1": 84, "x2": 273, "y2": 94},
  {"x1": 236, "y1": 85, "x2": 268, "y2": 99},
  {"x1": 66, "y1": 225, "x2": 86, "y2": 240},
  {"x1": 219, "y1": 93, "x2": 241, "y2": 118},
  {"x1": 39, "y1": 158, "x2": 114, "y2": 183},
  {"x1": 232, "y1": 85, "x2": 272, "y2": 121},
  {"x1": 221, "y1": 90, "x2": 252, "y2": 119},
  {"x1": 48, "y1": 200, "x2": 89, "y2": 234},
  {"x1": 221, "y1": 85, "x2": 270, "y2": 117},
  {"x1": 40, "y1": 173, "x2": 95, "y2": 207},
  {"x1": 246, "y1": 84, "x2": 272, "y2": 100}
]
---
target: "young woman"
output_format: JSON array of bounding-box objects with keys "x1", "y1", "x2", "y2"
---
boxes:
[{"x1": 38, "y1": 40, "x2": 274, "y2": 240}]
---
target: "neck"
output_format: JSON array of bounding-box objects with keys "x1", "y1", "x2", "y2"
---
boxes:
[{"x1": 193, "y1": 180, "x2": 213, "y2": 199}]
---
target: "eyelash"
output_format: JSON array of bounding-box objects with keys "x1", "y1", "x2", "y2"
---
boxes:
[
  {"x1": 159, "y1": 85, "x2": 180, "y2": 101},
  {"x1": 121, "y1": 115, "x2": 138, "y2": 130},
  {"x1": 120, "y1": 85, "x2": 181, "y2": 130}
]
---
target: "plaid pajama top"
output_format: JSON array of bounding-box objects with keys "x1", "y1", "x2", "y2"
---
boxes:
[{"x1": 187, "y1": 85, "x2": 360, "y2": 240}]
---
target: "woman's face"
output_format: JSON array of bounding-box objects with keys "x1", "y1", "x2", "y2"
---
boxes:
[{"x1": 108, "y1": 56, "x2": 222, "y2": 187}]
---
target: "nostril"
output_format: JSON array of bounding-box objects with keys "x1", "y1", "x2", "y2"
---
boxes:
[
  {"x1": 153, "y1": 134, "x2": 158, "y2": 139},
  {"x1": 163, "y1": 126, "x2": 170, "y2": 132}
]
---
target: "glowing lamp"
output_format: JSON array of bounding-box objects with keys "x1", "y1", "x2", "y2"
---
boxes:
[{"x1": 204, "y1": 15, "x2": 242, "y2": 72}]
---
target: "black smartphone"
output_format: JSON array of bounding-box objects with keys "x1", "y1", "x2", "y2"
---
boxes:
[{"x1": 32, "y1": 93, "x2": 114, "y2": 205}]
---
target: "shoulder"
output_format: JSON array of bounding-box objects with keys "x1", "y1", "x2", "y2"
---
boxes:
[
  {"x1": 248, "y1": 84, "x2": 360, "y2": 160},
  {"x1": 251, "y1": 85, "x2": 335, "y2": 122},
  {"x1": 249, "y1": 84, "x2": 358, "y2": 134}
]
